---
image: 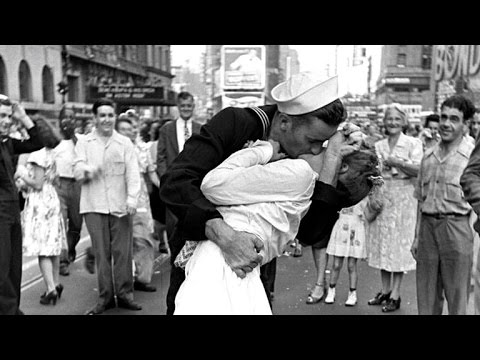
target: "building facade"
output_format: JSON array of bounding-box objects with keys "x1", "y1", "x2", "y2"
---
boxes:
[
  {"x1": 375, "y1": 45, "x2": 434, "y2": 116},
  {"x1": 0, "y1": 45, "x2": 63, "y2": 122},
  {"x1": 0, "y1": 45, "x2": 176, "y2": 127}
]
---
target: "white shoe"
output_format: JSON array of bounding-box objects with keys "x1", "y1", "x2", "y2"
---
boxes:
[
  {"x1": 324, "y1": 287, "x2": 336, "y2": 304},
  {"x1": 345, "y1": 290, "x2": 357, "y2": 307}
]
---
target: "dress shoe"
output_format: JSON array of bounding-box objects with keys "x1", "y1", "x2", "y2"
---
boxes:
[
  {"x1": 40, "y1": 290, "x2": 58, "y2": 305},
  {"x1": 306, "y1": 283, "x2": 324, "y2": 304},
  {"x1": 59, "y1": 264, "x2": 70, "y2": 276},
  {"x1": 134, "y1": 281, "x2": 157, "y2": 292},
  {"x1": 117, "y1": 298, "x2": 142, "y2": 311},
  {"x1": 85, "y1": 300, "x2": 116, "y2": 315},
  {"x1": 382, "y1": 297, "x2": 401, "y2": 312},
  {"x1": 56, "y1": 284, "x2": 64, "y2": 299},
  {"x1": 368, "y1": 291, "x2": 391, "y2": 305}
]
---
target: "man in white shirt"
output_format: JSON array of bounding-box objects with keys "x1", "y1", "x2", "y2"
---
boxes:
[
  {"x1": 156, "y1": 92, "x2": 202, "y2": 240},
  {"x1": 74, "y1": 98, "x2": 142, "y2": 315}
]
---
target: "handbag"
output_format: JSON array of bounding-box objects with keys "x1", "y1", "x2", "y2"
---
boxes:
[{"x1": 364, "y1": 187, "x2": 384, "y2": 223}]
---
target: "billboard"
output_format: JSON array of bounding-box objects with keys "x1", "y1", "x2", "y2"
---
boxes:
[{"x1": 221, "y1": 45, "x2": 266, "y2": 90}]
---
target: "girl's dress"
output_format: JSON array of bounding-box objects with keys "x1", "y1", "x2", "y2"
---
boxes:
[
  {"x1": 22, "y1": 148, "x2": 67, "y2": 257},
  {"x1": 326, "y1": 197, "x2": 368, "y2": 260}
]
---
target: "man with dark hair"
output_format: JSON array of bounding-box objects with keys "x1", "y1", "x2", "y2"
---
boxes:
[
  {"x1": 420, "y1": 113, "x2": 440, "y2": 150},
  {"x1": 412, "y1": 94, "x2": 476, "y2": 315},
  {"x1": 74, "y1": 98, "x2": 142, "y2": 315},
  {"x1": 54, "y1": 106, "x2": 84, "y2": 276},
  {"x1": 156, "y1": 91, "x2": 202, "y2": 241},
  {"x1": 160, "y1": 73, "x2": 366, "y2": 315},
  {"x1": 0, "y1": 96, "x2": 43, "y2": 315}
]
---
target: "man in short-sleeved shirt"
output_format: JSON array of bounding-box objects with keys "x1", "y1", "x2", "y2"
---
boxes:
[{"x1": 412, "y1": 94, "x2": 475, "y2": 315}]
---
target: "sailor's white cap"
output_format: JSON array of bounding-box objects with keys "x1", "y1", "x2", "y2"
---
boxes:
[{"x1": 271, "y1": 72, "x2": 339, "y2": 115}]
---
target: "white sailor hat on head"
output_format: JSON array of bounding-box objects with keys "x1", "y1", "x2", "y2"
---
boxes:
[{"x1": 271, "y1": 72, "x2": 339, "y2": 115}]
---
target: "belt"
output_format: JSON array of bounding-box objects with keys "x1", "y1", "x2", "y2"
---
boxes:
[
  {"x1": 59, "y1": 177, "x2": 76, "y2": 182},
  {"x1": 422, "y1": 212, "x2": 469, "y2": 219}
]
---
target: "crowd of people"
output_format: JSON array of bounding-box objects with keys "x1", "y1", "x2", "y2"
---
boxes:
[{"x1": 1, "y1": 71, "x2": 480, "y2": 315}]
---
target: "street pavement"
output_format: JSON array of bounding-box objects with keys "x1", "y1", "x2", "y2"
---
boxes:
[{"x1": 20, "y1": 238, "x2": 475, "y2": 315}]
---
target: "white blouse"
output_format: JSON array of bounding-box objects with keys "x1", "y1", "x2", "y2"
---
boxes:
[{"x1": 200, "y1": 140, "x2": 319, "y2": 264}]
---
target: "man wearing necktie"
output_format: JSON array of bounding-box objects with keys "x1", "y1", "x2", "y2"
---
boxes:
[{"x1": 157, "y1": 91, "x2": 202, "y2": 242}]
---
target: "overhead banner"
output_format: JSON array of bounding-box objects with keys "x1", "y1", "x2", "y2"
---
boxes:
[
  {"x1": 221, "y1": 45, "x2": 266, "y2": 90},
  {"x1": 434, "y1": 45, "x2": 480, "y2": 91}
]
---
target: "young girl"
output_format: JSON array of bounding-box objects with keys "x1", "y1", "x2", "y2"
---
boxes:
[
  {"x1": 324, "y1": 174, "x2": 383, "y2": 306},
  {"x1": 17, "y1": 117, "x2": 67, "y2": 305}
]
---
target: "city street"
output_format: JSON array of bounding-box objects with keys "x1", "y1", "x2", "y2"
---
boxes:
[{"x1": 19, "y1": 235, "x2": 476, "y2": 315}]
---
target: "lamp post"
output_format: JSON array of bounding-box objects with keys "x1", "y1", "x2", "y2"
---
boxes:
[{"x1": 58, "y1": 45, "x2": 70, "y2": 104}]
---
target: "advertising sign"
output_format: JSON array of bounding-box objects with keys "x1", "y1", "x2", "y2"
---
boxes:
[
  {"x1": 434, "y1": 45, "x2": 480, "y2": 90},
  {"x1": 89, "y1": 85, "x2": 165, "y2": 105},
  {"x1": 222, "y1": 92, "x2": 264, "y2": 109},
  {"x1": 221, "y1": 45, "x2": 266, "y2": 90}
]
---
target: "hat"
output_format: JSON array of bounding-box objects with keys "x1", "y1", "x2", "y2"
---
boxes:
[{"x1": 271, "y1": 72, "x2": 339, "y2": 115}]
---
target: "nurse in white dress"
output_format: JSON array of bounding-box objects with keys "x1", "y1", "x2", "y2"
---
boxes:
[{"x1": 174, "y1": 140, "x2": 319, "y2": 315}]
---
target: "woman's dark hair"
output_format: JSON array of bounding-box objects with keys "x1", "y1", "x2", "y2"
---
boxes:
[
  {"x1": 340, "y1": 144, "x2": 381, "y2": 206},
  {"x1": 290, "y1": 99, "x2": 347, "y2": 129},
  {"x1": 151, "y1": 120, "x2": 161, "y2": 141},
  {"x1": 139, "y1": 120, "x2": 152, "y2": 142},
  {"x1": 34, "y1": 115, "x2": 61, "y2": 149}
]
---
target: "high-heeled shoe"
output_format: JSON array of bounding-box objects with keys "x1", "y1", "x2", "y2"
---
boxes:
[
  {"x1": 39, "y1": 290, "x2": 58, "y2": 305},
  {"x1": 306, "y1": 283, "x2": 325, "y2": 304},
  {"x1": 56, "y1": 284, "x2": 64, "y2": 299},
  {"x1": 382, "y1": 297, "x2": 401, "y2": 312},
  {"x1": 367, "y1": 291, "x2": 391, "y2": 305}
]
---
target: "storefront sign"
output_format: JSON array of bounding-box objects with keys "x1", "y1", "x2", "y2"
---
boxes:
[
  {"x1": 89, "y1": 85, "x2": 166, "y2": 105},
  {"x1": 434, "y1": 45, "x2": 480, "y2": 81}
]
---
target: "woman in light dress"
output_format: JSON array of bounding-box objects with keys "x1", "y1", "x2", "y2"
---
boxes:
[
  {"x1": 367, "y1": 103, "x2": 423, "y2": 312},
  {"x1": 17, "y1": 117, "x2": 67, "y2": 305}
]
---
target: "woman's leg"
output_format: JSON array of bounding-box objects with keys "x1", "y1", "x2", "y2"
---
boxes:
[
  {"x1": 347, "y1": 257, "x2": 358, "y2": 290},
  {"x1": 390, "y1": 271, "x2": 403, "y2": 300},
  {"x1": 52, "y1": 256, "x2": 60, "y2": 287},
  {"x1": 38, "y1": 256, "x2": 56, "y2": 293},
  {"x1": 310, "y1": 247, "x2": 328, "y2": 298},
  {"x1": 381, "y1": 269, "x2": 392, "y2": 295}
]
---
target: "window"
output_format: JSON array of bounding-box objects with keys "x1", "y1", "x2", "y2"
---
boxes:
[
  {"x1": 19, "y1": 60, "x2": 32, "y2": 101},
  {"x1": 67, "y1": 75, "x2": 79, "y2": 102},
  {"x1": 42, "y1": 66, "x2": 55, "y2": 103},
  {"x1": 422, "y1": 45, "x2": 432, "y2": 69},
  {"x1": 0, "y1": 57, "x2": 7, "y2": 96},
  {"x1": 397, "y1": 53, "x2": 406, "y2": 67}
]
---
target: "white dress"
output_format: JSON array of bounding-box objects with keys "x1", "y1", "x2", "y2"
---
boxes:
[
  {"x1": 174, "y1": 141, "x2": 319, "y2": 315},
  {"x1": 326, "y1": 197, "x2": 368, "y2": 259}
]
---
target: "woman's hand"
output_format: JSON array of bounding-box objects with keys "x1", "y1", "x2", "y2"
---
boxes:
[{"x1": 267, "y1": 139, "x2": 287, "y2": 162}]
